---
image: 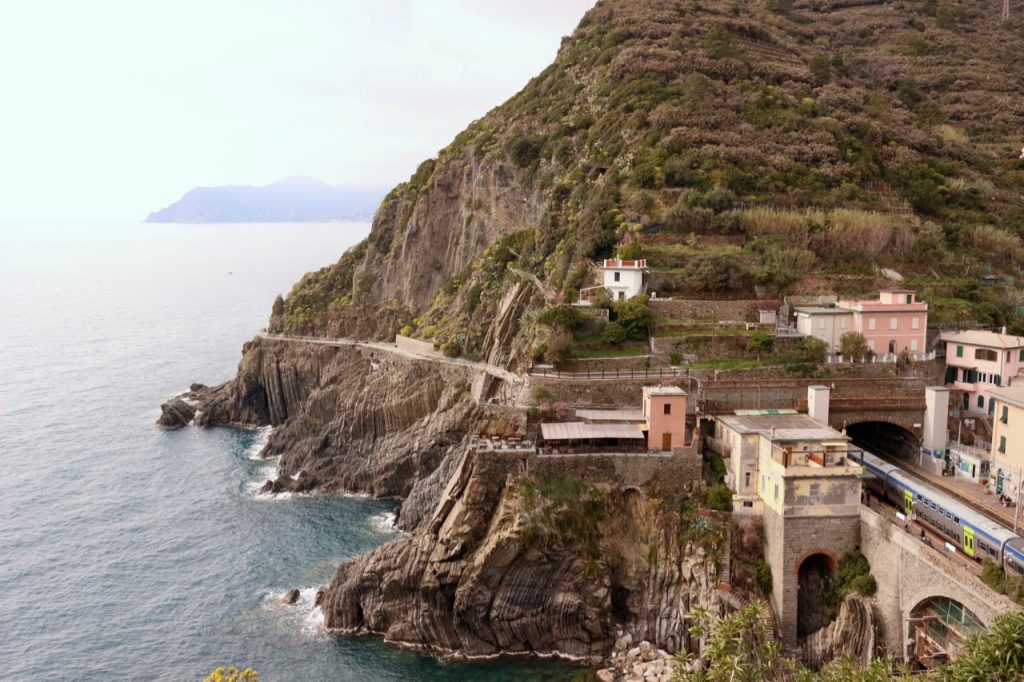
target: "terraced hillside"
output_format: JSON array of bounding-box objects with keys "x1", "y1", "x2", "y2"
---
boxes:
[{"x1": 272, "y1": 0, "x2": 1024, "y2": 364}]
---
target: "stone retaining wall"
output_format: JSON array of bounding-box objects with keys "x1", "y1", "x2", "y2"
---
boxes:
[{"x1": 651, "y1": 298, "x2": 780, "y2": 322}]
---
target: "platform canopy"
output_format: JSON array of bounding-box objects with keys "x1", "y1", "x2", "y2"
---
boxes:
[{"x1": 540, "y1": 422, "x2": 645, "y2": 441}]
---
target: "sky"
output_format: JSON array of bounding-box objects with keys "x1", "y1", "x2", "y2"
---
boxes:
[{"x1": 0, "y1": 1, "x2": 597, "y2": 221}]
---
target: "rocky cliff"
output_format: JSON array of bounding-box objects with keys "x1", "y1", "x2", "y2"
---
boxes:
[{"x1": 322, "y1": 450, "x2": 720, "y2": 660}]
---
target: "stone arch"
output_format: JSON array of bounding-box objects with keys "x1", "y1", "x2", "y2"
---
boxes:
[
  {"x1": 797, "y1": 552, "x2": 838, "y2": 638},
  {"x1": 846, "y1": 421, "x2": 919, "y2": 461},
  {"x1": 792, "y1": 548, "x2": 838, "y2": 575},
  {"x1": 907, "y1": 595, "x2": 987, "y2": 668}
]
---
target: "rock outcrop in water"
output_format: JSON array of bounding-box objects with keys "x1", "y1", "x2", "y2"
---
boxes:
[
  {"x1": 321, "y1": 450, "x2": 720, "y2": 660},
  {"x1": 802, "y1": 594, "x2": 875, "y2": 670}
]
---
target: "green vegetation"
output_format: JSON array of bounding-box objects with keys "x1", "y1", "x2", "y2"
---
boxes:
[
  {"x1": 519, "y1": 475, "x2": 606, "y2": 563},
  {"x1": 679, "y1": 605, "x2": 1024, "y2": 681},
  {"x1": 707, "y1": 484, "x2": 733, "y2": 512},
  {"x1": 824, "y1": 551, "x2": 877, "y2": 618},
  {"x1": 839, "y1": 332, "x2": 869, "y2": 360},
  {"x1": 272, "y1": 0, "x2": 1024, "y2": 361},
  {"x1": 746, "y1": 330, "x2": 775, "y2": 359},
  {"x1": 980, "y1": 559, "x2": 1024, "y2": 605}
]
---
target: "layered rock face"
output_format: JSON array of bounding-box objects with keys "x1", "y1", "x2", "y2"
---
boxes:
[
  {"x1": 322, "y1": 451, "x2": 719, "y2": 660},
  {"x1": 192, "y1": 336, "x2": 483, "y2": 500},
  {"x1": 803, "y1": 594, "x2": 875, "y2": 669}
]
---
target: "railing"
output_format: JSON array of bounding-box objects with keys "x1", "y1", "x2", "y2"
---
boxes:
[
  {"x1": 826, "y1": 350, "x2": 936, "y2": 364},
  {"x1": 528, "y1": 366, "x2": 689, "y2": 380}
]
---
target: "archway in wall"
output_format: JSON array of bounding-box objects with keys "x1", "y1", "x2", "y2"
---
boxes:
[
  {"x1": 797, "y1": 553, "x2": 835, "y2": 638},
  {"x1": 908, "y1": 597, "x2": 985, "y2": 670},
  {"x1": 846, "y1": 421, "x2": 919, "y2": 462}
]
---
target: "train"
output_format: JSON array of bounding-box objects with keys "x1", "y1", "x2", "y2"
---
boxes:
[{"x1": 850, "y1": 449, "x2": 1024, "y2": 576}]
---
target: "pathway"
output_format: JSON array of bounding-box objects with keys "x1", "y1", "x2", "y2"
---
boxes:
[{"x1": 256, "y1": 332, "x2": 521, "y2": 384}]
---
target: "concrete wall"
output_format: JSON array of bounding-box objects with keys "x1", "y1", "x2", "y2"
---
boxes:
[
  {"x1": 650, "y1": 298, "x2": 779, "y2": 322},
  {"x1": 859, "y1": 507, "x2": 1020, "y2": 658}
]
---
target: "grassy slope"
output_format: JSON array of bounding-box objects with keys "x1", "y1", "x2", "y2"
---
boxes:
[{"x1": 277, "y1": 0, "x2": 1024, "y2": 353}]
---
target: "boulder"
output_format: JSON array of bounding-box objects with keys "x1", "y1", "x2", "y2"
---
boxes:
[
  {"x1": 596, "y1": 670, "x2": 615, "y2": 682},
  {"x1": 280, "y1": 589, "x2": 301, "y2": 605},
  {"x1": 156, "y1": 397, "x2": 195, "y2": 429}
]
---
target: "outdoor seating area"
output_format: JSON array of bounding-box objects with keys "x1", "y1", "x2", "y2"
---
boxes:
[{"x1": 470, "y1": 433, "x2": 534, "y2": 453}]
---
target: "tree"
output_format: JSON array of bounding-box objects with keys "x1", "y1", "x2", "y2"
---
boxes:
[
  {"x1": 839, "y1": 332, "x2": 869, "y2": 360},
  {"x1": 795, "y1": 336, "x2": 828, "y2": 364},
  {"x1": 618, "y1": 241, "x2": 643, "y2": 260},
  {"x1": 612, "y1": 294, "x2": 653, "y2": 340},
  {"x1": 746, "y1": 330, "x2": 775, "y2": 360},
  {"x1": 537, "y1": 304, "x2": 586, "y2": 332},
  {"x1": 589, "y1": 287, "x2": 614, "y2": 310}
]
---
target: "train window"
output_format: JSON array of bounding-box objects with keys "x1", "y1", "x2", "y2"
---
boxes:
[
  {"x1": 930, "y1": 502, "x2": 936, "y2": 510},
  {"x1": 946, "y1": 511, "x2": 952, "y2": 519},
  {"x1": 954, "y1": 516, "x2": 959, "y2": 523},
  {"x1": 939, "y1": 506, "x2": 944, "y2": 514},
  {"x1": 917, "y1": 494, "x2": 922, "y2": 500}
]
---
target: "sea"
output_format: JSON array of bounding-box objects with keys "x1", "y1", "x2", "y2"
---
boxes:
[{"x1": 0, "y1": 222, "x2": 580, "y2": 681}]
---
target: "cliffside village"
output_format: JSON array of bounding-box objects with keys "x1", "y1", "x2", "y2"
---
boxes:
[{"x1": 483, "y1": 258, "x2": 1024, "y2": 666}]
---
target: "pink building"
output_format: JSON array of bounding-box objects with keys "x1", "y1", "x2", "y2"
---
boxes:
[
  {"x1": 941, "y1": 330, "x2": 1024, "y2": 415},
  {"x1": 838, "y1": 289, "x2": 928, "y2": 356},
  {"x1": 642, "y1": 386, "x2": 687, "y2": 451}
]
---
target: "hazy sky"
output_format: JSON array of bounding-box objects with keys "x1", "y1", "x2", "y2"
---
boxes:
[{"x1": 0, "y1": 1, "x2": 596, "y2": 221}]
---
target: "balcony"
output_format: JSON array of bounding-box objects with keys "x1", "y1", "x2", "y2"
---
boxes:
[{"x1": 771, "y1": 445, "x2": 864, "y2": 474}]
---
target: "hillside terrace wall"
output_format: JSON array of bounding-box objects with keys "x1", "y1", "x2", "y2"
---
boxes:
[
  {"x1": 529, "y1": 446, "x2": 703, "y2": 491},
  {"x1": 651, "y1": 299, "x2": 780, "y2": 322}
]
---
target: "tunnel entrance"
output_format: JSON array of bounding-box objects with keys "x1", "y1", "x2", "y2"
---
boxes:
[
  {"x1": 909, "y1": 597, "x2": 985, "y2": 670},
  {"x1": 797, "y1": 553, "x2": 835, "y2": 639},
  {"x1": 846, "y1": 421, "x2": 919, "y2": 462}
]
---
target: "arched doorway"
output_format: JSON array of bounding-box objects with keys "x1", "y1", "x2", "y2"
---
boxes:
[
  {"x1": 889, "y1": 339, "x2": 897, "y2": 355},
  {"x1": 909, "y1": 597, "x2": 985, "y2": 669},
  {"x1": 798, "y1": 553, "x2": 835, "y2": 638}
]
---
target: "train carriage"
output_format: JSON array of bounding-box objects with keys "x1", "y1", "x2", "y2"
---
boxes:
[{"x1": 852, "y1": 450, "x2": 1024, "y2": 576}]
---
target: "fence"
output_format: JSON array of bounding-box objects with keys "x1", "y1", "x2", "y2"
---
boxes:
[
  {"x1": 528, "y1": 367, "x2": 689, "y2": 381},
  {"x1": 826, "y1": 350, "x2": 936, "y2": 365}
]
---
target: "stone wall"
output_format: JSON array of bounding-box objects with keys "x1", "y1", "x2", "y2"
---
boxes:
[
  {"x1": 858, "y1": 507, "x2": 1020, "y2": 658},
  {"x1": 528, "y1": 447, "x2": 703, "y2": 492},
  {"x1": 651, "y1": 299, "x2": 780, "y2": 322},
  {"x1": 762, "y1": 508, "x2": 861, "y2": 646}
]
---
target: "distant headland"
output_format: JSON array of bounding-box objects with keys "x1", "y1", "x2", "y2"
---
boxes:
[{"x1": 145, "y1": 176, "x2": 388, "y2": 223}]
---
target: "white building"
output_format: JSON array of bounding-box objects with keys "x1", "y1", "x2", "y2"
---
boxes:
[{"x1": 601, "y1": 258, "x2": 647, "y2": 301}]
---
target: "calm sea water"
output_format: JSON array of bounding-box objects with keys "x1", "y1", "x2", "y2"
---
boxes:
[{"x1": 0, "y1": 223, "x2": 579, "y2": 681}]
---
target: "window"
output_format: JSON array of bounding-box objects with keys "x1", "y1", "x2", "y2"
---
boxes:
[
  {"x1": 867, "y1": 340, "x2": 875, "y2": 351},
  {"x1": 890, "y1": 317, "x2": 898, "y2": 330},
  {"x1": 613, "y1": 272, "x2": 620, "y2": 282},
  {"x1": 956, "y1": 345, "x2": 964, "y2": 358},
  {"x1": 979, "y1": 395, "x2": 985, "y2": 408},
  {"x1": 868, "y1": 317, "x2": 877, "y2": 331},
  {"x1": 663, "y1": 403, "x2": 671, "y2": 415},
  {"x1": 745, "y1": 472, "x2": 751, "y2": 488},
  {"x1": 906, "y1": 294, "x2": 913, "y2": 304},
  {"x1": 995, "y1": 375, "x2": 1002, "y2": 387},
  {"x1": 911, "y1": 339, "x2": 919, "y2": 351},
  {"x1": 976, "y1": 348, "x2": 998, "y2": 362},
  {"x1": 817, "y1": 318, "x2": 825, "y2": 330},
  {"x1": 1019, "y1": 349, "x2": 1024, "y2": 362},
  {"x1": 912, "y1": 317, "x2": 920, "y2": 330},
  {"x1": 809, "y1": 483, "x2": 821, "y2": 497},
  {"x1": 1000, "y1": 436, "x2": 1007, "y2": 454},
  {"x1": 774, "y1": 483, "x2": 779, "y2": 500}
]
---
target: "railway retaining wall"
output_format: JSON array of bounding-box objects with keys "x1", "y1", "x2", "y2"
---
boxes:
[{"x1": 858, "y1": 507, "x2": 1020, "y2": 658}]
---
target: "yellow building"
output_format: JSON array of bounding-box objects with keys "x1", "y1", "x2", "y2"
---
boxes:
[{"x1": 988, "y1": 383, "x2": 1024, "y2": 500}]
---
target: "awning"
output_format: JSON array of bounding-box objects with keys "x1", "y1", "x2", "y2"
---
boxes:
[{"x1": 540, "y1": 422, "x2": 646, "y2": 441}]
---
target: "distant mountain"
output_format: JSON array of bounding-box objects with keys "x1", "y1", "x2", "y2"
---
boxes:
[{"x1": 145, "y1": 177, "x2": 389, "y2": 223}]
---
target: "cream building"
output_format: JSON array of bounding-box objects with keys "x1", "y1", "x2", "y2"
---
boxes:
[{"x1": 988, "y1": 383, "x2": 1024, "y2": 500}]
